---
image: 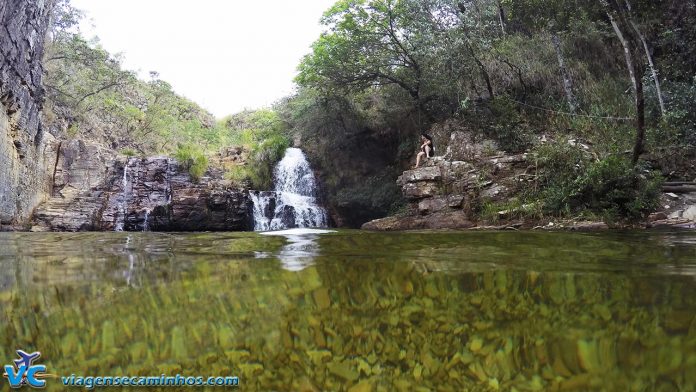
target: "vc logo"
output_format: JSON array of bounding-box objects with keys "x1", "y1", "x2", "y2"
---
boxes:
[{"x1": 3, "y1": 350, "x2": 47, "y2": 388}]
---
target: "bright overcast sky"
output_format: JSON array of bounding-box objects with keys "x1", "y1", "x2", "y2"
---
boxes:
[{"x1": 70, "y1": 0, "x2": 336, "y2": 118}]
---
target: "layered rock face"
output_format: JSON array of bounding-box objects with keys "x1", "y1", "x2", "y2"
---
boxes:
[
  {"x1": 362, "y1": 129, "x2": 532, "y2": 231},
  {"x1": 0, "y1": 0, "x2": 56, "y2": 226},
  {"x1": 32, "y1": 140, "x2": 253, "y2": 231},
  {"x1": 363, "y1": 126, "x2": 696, "y2": 231}
]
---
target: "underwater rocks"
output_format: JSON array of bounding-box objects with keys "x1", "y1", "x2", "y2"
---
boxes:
[{"x1": 31, "y1": 140, "x2": 252, "y2": 231}]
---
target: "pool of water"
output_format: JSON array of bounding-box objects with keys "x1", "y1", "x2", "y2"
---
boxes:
[{"x1": 1, "y1": 230, "x2": 696, "y2": 391}]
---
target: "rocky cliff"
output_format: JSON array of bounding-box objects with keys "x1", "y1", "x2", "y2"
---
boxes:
[
  {"x1": 31, "y1": 140, "x2": 253, "y2": 231},
  {"x1": 363, "y1": 126, "x2": 696, "y2": 231},
  {"x1": 362, "y1": 128, "x2": 528, "y2": 230},
  {"x1": 0, "y1": 0, "x2": 56, "y2": 227}
]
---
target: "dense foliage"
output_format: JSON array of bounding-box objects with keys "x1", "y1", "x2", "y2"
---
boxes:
[
  {"x1": 221, "y1": 110, "x2": 291, "y2": 190},
  {"x1": 533, "y1": 141, "x2": 663, "y2": 222},
  {"x1": 44, "y1": 2, "x2": 226, "y2": 155},
  {"x1": 43, "y1": 0, "x2": 696, "y2": 224},
  {"x1": 285, "y1": 0, "x2": 695, "y2": 223}
]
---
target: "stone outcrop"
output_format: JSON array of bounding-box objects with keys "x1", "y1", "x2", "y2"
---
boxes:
[
  {"x1": 31, "y1": 140, "x2": 253, "y2": 231},
  {"x1": 646, "y1": 187, "x2": 696, "y2": 229},
  {"x1": 363, "y1": 125, "x2": 696, "y2": 231},
  {"x1": 362, "y1": 129, "x2": 534, "y2": 231},
  {"x1": 0, "y1": 0, "x2": 56, "y2": 226}
]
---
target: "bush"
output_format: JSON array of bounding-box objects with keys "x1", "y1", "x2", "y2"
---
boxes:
[
  {"x1": 533, "y1": 140, "x2": 590, "y2": 214},
  {"x1": 174, "y1": 144, "x2": 209, "y2": 182},
  {"x1": 121, "y1": 148, "x2": 137, "y2": 157},
  {"x1": 225, "y1": 165, "x2": 251, "y2": 184},
  {"x1": 578, "y1": 157, "x2": 663, "y2": 222},
  {"x1": 533, "y1": 140, "x2": 663, "y2": 222},
  {"x1": 481, "y1": 97, "x2": 535, "y2": 153},
  {"x1": 247, "y1": 135, "x2": 291, "y2": 189}
]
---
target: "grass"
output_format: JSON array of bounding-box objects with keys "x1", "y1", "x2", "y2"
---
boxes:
[{"x1": 174, "y1": 144, "x2": 209, "y2": 182}]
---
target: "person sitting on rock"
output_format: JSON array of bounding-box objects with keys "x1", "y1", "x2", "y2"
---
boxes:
[{"x1": 414, "y1": 133, "x2": 435, "y2": 168}]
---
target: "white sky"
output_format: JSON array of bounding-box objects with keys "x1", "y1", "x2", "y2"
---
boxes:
[{"x1": 70, "y1": 0, "x2": 335, "y2": 118}]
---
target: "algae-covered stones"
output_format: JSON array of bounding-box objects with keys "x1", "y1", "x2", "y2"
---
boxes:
[
  {"x1": 348, "y1": 380, "x2": 373, "y2": 392},
  {"x1": 171, "y1": 326, "x2": 188, "y2": 361},
  {"x1": 327, "y1": 360, "x2": 359, "y2": 381},
  {"x1": 313, "y1": 287, "x2": 331, "y2": 310},
  {"x1": 470, "y1": 337, "x2": 484, "y2": 353}
]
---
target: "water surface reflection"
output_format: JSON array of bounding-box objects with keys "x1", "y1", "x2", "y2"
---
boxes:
[{"x1": 0, "y1": 230, "x2": 695, "y2": 391}]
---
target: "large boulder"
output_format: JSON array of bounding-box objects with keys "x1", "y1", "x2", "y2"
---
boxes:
[
  {"x1": 362, "y1": 210, "x2": 474, "y2": 231},
  {"x1": 362, "y1": 125, "x2": 534, "y2": 231}
]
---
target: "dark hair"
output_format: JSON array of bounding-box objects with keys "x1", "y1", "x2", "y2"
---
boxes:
[{"x1": 420, "y1": 133, "x2": 435, "y2": 154}]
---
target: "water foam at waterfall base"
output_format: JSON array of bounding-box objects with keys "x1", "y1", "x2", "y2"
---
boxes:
[{"x1": 251, "y1": 148, "x2": 328, "y2": 231}]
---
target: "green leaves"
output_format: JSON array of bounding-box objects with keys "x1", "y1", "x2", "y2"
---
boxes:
[
  {"x1": 299, "y1": 0, "x2": 425, "y2": 97},
  {"x1": 219, "y1": 109, "x2": 291, "y2": 190},
  {"x1": 174, "y1": 144, "x2": 209, "y2": 182}
]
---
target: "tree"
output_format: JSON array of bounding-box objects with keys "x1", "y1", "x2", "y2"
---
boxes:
[
  {"x1": 44, "y1": 1, "x2": 132, "y2": 115},
  {"x1": 603, "y1": 0, "x2": 646, "y2": 164},
  {"x1": 297, "y1": 0, "x2": 444, "y2": 121}
]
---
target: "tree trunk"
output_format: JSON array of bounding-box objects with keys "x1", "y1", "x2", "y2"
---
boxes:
[
  {"x1": 607, "y1": 10, "x2": 645, "y2": 164},
  {"x1": 464, "y1": 43, "x2": 494, "y2": 99},
  {"x1": 629, "y1": 23, "x2": 666, "y2": 117},
  {"x1": 551, "y1": 33, "x2": 578, "y2": 113},
  {"x1": 497, "y1": 1, "x2": 507, "y2": 35},
  {"x1": 632, "y1": 70, "x2": 645, "y2": 164},
  {"x1": 608, "y1": 13, "x2": 637, "y2": 95}
]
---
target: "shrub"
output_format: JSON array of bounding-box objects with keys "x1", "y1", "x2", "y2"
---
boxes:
[
  {"x1": 225, "y1": 165, "x2": 251, "y2": 184},
  {"x1": 533, "y1": 140, "x2": 663, "y2": 222},
  {"x1": 174, "y1": 144, "x2": 208, "y2": 182},
  {"x1": 533, "y1": 140, "x2": 590, "y2": 213},
  {"x1": 247, "y1": 135, "x2": 291, "y2": 189},
  {"x1": 481, "y1": 97, "x2": 535, "y2": 153},
  {"x1": 121, "y1": 148, "x2": 137, "y2": 157},
  {"x1": 578, "y1": 157, "x2": 663, "y2": 222}
]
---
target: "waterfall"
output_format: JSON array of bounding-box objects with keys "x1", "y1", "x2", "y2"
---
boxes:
[
  {"x1": 251, "y1": 148, "x2": 328, "y2": 231},
  {"x1": 142, "y1": 209, "x2": 151, "y2": 232},
  {"x1": 166, "y1": 158, "x2": 173, "y2": 204},
  {"x1": 114, "y1": 158, "x2": 132, "y2": 232}
]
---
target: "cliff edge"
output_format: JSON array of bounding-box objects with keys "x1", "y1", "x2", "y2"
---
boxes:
[{"x1": 0, "y1": 0, "x2": 57, "y2": 227}]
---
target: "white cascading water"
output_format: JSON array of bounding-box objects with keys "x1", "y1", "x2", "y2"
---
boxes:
[
  {"x1": 251, "y1": 148, "x2": 328, "y2": 231},
  {"x1": 114, "y1": 158, "x2": 132, "y2": 232}
]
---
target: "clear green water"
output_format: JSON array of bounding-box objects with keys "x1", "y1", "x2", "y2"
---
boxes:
[{"x1": 1, "y1": 230, "x2": 696, "y2": 391}]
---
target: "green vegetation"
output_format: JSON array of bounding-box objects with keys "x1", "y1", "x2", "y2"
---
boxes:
[
  {"x1": 220, "y1": 110, "x2": 291, "y2": 189},
  {"x1": 44, "y1": 1, "x2": 290, "y2": 190},
  {"x1": 44, "y1": 4, "x2": 227, "y2": 155},
  {"x1": 44, "y1": 0, "x2": 696, "y2": 224},
  {"x1": 533, "y1": 141, "x2": 663, "y2": 222},
  {"x1": 121, "y1": 148, "x2": 137, "y2": 157},
  {"x1": 283, "y1": 0, "x2": 695, "y2": 223},
  {"x1": 174, "y1": 144, "x2": 209, "y2": 182}
]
